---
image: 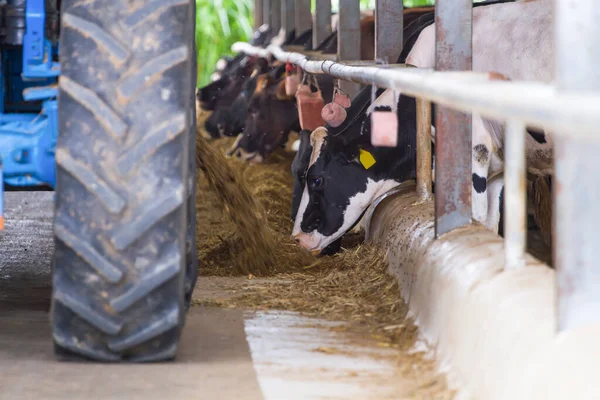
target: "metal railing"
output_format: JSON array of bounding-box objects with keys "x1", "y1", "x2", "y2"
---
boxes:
[{"x1": 235, "y1": 0, "x2": 600, "y2": 333}]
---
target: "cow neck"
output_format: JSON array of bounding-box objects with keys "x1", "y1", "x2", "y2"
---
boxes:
[
  {"x1": 292, "y1": 28, "x2": 313, "y2": 46},
  {"x1": 326, "y1": 85, "x2": 385, "y2": 137},
  {"x1": 315, "y1": 31, "x2": 337, "y2": 52},
  {"x1": 282, "y1": 29, "x2": 296, "y2": 46}
]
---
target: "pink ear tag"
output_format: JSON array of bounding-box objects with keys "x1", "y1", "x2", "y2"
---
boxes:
[
  {"x1": 321, "y1": 102, "x2": 347, "y2": 127},
  {"x1": 321, "y1": 84, "x2": 351, "y2": 128},
  {"x1": 284, "y1": 63, "x2": 300, "y2": 96},
  {"x1": 371, "y1": 111, "x2": 398, "y2": 147},
  {"x1": 333, "y1": 89, "x2": 351, "y2": 108},
  {"x1": 370, "y1": 85, "x2": 398, "y2": 147},
  {"x1": 285, "y1": 74, "x2": 299, "y2": 97},
  {"x1": 297, "y1": 74, "x2": 326, "y2": 131}
]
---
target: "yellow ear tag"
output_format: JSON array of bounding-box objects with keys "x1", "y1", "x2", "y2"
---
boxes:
[{"x1": 359, "y1": 149, "x2": 376, "y2": 170}]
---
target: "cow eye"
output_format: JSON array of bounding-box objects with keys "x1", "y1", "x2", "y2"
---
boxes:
[{"x1": 310, "y1": 176, "x2": 323, "y2": 188}]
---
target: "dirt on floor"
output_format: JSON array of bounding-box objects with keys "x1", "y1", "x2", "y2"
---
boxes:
[{"x1": 194, "y1": 114, "x2": 455, "y2": 399}]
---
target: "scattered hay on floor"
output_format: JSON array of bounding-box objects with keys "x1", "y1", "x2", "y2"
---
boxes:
[{"x1": 195, "y1": 241, "x2": 419, "y2": 347}]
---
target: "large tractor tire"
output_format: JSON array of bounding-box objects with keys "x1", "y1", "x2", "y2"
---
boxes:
[
  {"x1": 51, "y1": 0, "x2": 196, "y2": 361},
  {"x1": 185, "y1": 13, "x2": 199, "y2": 308}
]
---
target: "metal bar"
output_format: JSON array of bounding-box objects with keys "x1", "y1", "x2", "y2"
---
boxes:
[
  {"x1": 282, "y1": 0, "x2": 295, "y2": 37},
  {"x1": 375, "y1": 0, "x2": 403, "y2": 63},
  {"x1": 504, "y1": 119, "x2": 526, "y2": 270},
  {"x1": 255, "y1": 0, "x2": 264, "y2": 30},
  {"x1": 271, "y1": 0, "x2": 281, "y2": 34},
  {"x1": 337, "y1": 0, "x2": 361, "y2": 97},
  {"x1": 554, "y1": 0, "x2": 600, "y2": 332},
  {"x1": 295, "y1": 0, "x2": 311, "y2": 37},
  {"x1": 314, "y1": 0, "x2": 332, "y2": 49},
  {"x1": 433, "y1": 0, "x2": 473, "y2": 237},
  {"x1": 231, "y1": 42, "x2": 600, "y2": 141},
  {"x1": 263, "y1": 0, "x2": 272, "y2": 27},
  {"x1": 416, "y1": 98, "x2": 432, "y2": 201}
]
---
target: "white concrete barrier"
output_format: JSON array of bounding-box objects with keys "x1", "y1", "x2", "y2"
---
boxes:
[{"x1": 366, "y1": 182, "x2": 600, "y2": 400}]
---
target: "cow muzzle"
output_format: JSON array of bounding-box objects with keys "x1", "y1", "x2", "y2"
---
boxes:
[
  {"x1": 292, "y1": 232, "x2": 322, "y2": 255},
  {"x1": 236, "y1": 148, "x2": 264, "y2": 164}
]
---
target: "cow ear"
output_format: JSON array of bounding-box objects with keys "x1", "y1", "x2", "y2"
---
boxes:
[
  {"x1": 255, "y1": 74, "x2": 271, "y2": 94},
  {"x1": 256, "y1": 57, "x2": 270, "y2": 72},
  {"x1": 276, "y1": 80, "x2": 294, "y2": 101},
  {"x1": 297, "y1": 130, "x2": 313, "y2": 156}
]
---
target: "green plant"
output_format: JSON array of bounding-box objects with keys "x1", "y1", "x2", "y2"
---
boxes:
[{"x1": 196, "y1": 0, "x2": 254, "y2": 86}]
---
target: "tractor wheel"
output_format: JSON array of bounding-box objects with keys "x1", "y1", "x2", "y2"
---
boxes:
[
  {"x1": 51, "y1": 0, "x2": 195, "y2": 361},
  {"x1": 185, "y1": 14, "x2": 199, "y2": 308}
]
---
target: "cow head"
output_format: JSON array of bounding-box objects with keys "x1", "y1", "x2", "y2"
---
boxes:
[
  {"x1": 197, "y1": 56, "x2": 262, "y2": 113},
  {"x1": 231, "y1": 71, "x2": 335, "y2": 163},
  {"x1": 291, "y1": 87, "x2": 419, "y2": 254},
  {"x1": 205, "y1": 60, "x2": 271, "y2": 138},
  {"x1": 230, "y1": 70, "x2": 299, "y2": 163},
  {"x1": 291, "y1": 129, "x2": 343, "y2": 255}
]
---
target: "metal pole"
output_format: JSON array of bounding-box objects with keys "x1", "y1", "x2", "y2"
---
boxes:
[
  {"x1": 375, "y1": 0, "x2": 403, "y2": 63},
  {"x1": 255, "y1": 0, "x2": 264, "y2": 30},
  {"x1": 504, "y1": 119, "x2": 526, "y2": 270},
  {"x1": 337, "y1": 0, "x2": 361, "y2": 97},
  {"x1": 433, "y1": 0, "x2": 472, "y2": 237},
  {"x1": 295, "y1": 0, "x2": 311, "y2": 37},
  {"x1": 416, "y1": 98, "x2": 432, "y2": 201},
  {"x1": 271, "y1": 0, "x2": 281, "y2": 35},
  {"x1": 282, "y1": 0, "x2": 295, "y2": 38},
  {"x1": 314, "y1": 0, "x2": 331, "y2": 49},
  {"x1": 263, "y1": 0, "x2": 272, "y2": 27},
  {"x1": 554, "y1": 0, "x2": 600, "y2": 332},
  {"x1": 232, "y1": 42, "x2": 600, "y2": 140}
]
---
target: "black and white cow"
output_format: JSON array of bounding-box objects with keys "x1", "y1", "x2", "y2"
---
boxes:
[
  {"x1": 291, "y1": 0, "x2": 554, "y2": 254},
  {"x1": 291, "y1": 86, "x2": 421, "y2": 253}
]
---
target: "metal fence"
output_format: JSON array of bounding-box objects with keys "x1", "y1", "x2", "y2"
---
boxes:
[{"x1": 235, "y1": 0, "x2": 600, "y2": 333}]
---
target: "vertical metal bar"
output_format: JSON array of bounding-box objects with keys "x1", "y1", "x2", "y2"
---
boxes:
[
  {"x1": 295, "y1": 0, "x2": 311, "y2": 37},
  {"x1": 271, "y1": 0, "x2": 282, "y2": 35},
  {"x1": 314, "y1": 0, "x2": 332, "y2": 49},
  {"x1": 337, "y1": 0, "x2": 361, "y2": 97},
  {"x1": 416, "y1": 98, "x2": 432, "y2": 201},
  {"x1": 375, "y1": 0, "x2": 403, "y2": 62},
  {"x1": 504, "y1": 119, "x2": 526, "y2": 270},
  {"x1": 433, "y1": 0, "x2": 472, "y2": 237},
  {"x1": 282, "y1": 0, "x2": 295, "y2": 37},
  {"x1": 554, "y1": 0, "x2": 600, "y2": 332},
  {"x1": 255, "y1": 0, "x2": 264, "y2": 30},
  {"x1": 263, "y1": 0, "x2": 272, "y2": 27}
]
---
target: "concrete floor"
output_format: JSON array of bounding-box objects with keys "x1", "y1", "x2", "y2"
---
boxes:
[
  {"x1": 0, "y1": 192, "x2": 263, "y2": 400},
  {"x1": 0, "y1": 192, "x2": 432, "y2": 400}
]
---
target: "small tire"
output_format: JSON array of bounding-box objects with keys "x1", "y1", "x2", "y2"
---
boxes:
[{"x1": 51, "y1": 0, "x2": 195, "y2": 362}]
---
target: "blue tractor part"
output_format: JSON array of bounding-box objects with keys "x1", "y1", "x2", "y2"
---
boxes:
[{"x1": 0, "y1": 0, "x2": 60, "y2": 236}]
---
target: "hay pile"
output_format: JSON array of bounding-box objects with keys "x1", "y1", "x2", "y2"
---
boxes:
[{"x1": 196, "y1": 133, "x2": 279, "y2": 275}]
